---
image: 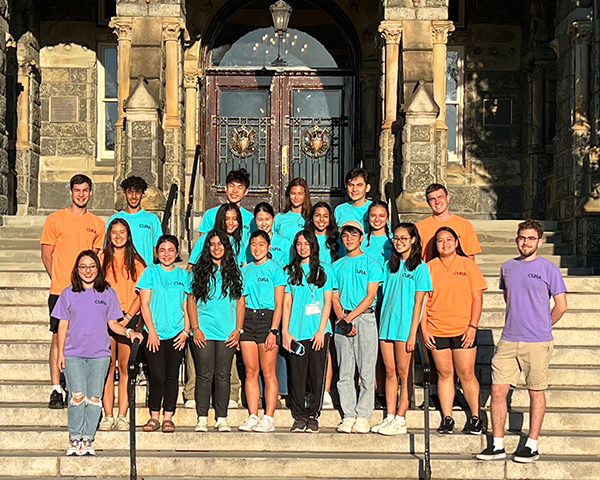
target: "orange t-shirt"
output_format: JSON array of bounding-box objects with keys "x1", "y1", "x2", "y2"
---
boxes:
[
  {"x1": 100, "y1": 253, "x2": 145, "y2": 313},
  {"x1": 40, "y1": 209, "x2": 105, "y2": 295},
  {"x1": 416, "y1": 214, "x2": 482, "y2": 262},
  {"x1": 425, "y1": 255, "x2": 487, "y2": 337}
]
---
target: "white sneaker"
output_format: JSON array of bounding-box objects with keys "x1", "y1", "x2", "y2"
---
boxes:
[
  {"x1": 371, "y1": 417, "x2": 390, "y2": 433},
  {"x1": 253, "y1": 416, "x2": 275, "y2": 433},
  {"x1": 98, "y1": 415, "x2": 115, "y2": 431},
  {"x1": 80, "y1": 439, "x2": 95, "y2": 456},
  {"x1": 228, "y1": 399, "x2": 239, "y2": 409},
  {"x1": 352, "y1": 417, "x2": 371, "y2": 434},
  {"x1": 238, "y1": 414, "x2": 260, "y2": 432},
  {"x1": 115, "y1": 414, "x2": 129, "y2": 431},
  {"x1": 66, "y1": 439, "x2": 81, "y2": 456},
  {"x1": 322, "y1": 391, "x2": 334, "y2": 410},
  {"x1": 378, "y1": 417, "x2": 407, "y2": 436},
  {"x1": 337, "y1": 417, "x2": 356, "y2": 433},
  {"x1": 184, "y1": 399, "x2": 196, "y2": 409},
  {"x1": 194, "y1": 416, "x2": 208, "y2": 432},
  {"x1": 215, "y1": 417, "x2": 231, "y2": 432}
]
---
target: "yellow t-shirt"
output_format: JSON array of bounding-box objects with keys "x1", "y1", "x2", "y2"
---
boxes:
[
  {"x1": 425, "y1": 255, "x2": 487, "y2": 337},
  {"x1": 416, "y1": 214, "x2": 482, "y2": 263},
  {"x1": 40, "y1": 209, "x2": 105, "y2": 295},
  {"x1": 100, "y1": 253, "x2": 145, "y2": 314}
]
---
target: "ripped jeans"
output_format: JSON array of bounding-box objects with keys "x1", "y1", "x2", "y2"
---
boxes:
[{"x1": 64, "y1": 356, "x2": 111, "y2": 441}]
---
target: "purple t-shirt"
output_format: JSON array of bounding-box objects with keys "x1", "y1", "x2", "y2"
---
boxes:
[
  {"x1": 52, "y1": 285, "x2": 123, "y2": 358},
  {"x1": 499, "y1": 257, "x2": 567, "y2": 342}
]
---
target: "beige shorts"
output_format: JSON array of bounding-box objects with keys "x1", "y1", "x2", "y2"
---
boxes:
[{"x1": 491, "y1": 340, "x2": 554, "y2": 391}]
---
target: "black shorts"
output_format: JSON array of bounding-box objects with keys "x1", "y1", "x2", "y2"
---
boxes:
[
  {"x1": 433, "y1": 334, "x2": 477, "y2": 350},
  {"x1": 109, "y1": 313, "x2": 140, "y2": 340},
  {"x1": 48, "y1": 294, "x2": 60, "y2": 334},
  {"x1": 240, "y1": 308, "x2": 274, "y2": 344}
]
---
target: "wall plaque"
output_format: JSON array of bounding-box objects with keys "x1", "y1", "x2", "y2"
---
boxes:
[
  {"x1": 483, "y1": 99, "x2": 512, "y2": 126},
  {"x1": 50, "y1": 97, "x2": 78, "y2": 123}
]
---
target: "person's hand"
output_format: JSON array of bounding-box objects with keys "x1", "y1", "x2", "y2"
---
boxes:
[
  {"x1": 461, "y1": 326, "x2": 477, "y2": 348},
  {"x1": 310, "y1": 329, "x2": 325, "y2": 351},
  {"x1": 421, "y1": 327, "x2": 436, "y2": 350},
  {"x1": 406, "y1": 333, "x2": 417, "y2": 353},
  {"x1": 282, "y1": 331, "x2": 294, "y2": 352},
  {"x1": 264, "y1": 331, "x2": 277, "y2": 351},
  {"x1": 225, "y1": 329, "x2": 241, "y2": 348},
  {"x1": 347, "y1": 324, "x2": 357, "y2": 337},
  {"x1": 147, "y1": 331, "x2": 160, "y2": 352},
  {"x1": 130, "y1": 331, "x2": 144, "y2": 343},
  {"x1": 58, "y1": 353, "x2": 66, "y2": 373},
  {"x1": 173, "y1": 331, "x2": 188, "y2": 351},
  {"x1": 192, "y1": 328, "x2": 206, "y2": 348}
]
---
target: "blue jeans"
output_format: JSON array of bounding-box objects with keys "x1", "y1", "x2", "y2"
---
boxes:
[
  {"x1": 335, "y1": 312, "x2": 378, "y2": 419},
  {"x1": 64, "y1": 356, "x2": 111, "y2": 441}
]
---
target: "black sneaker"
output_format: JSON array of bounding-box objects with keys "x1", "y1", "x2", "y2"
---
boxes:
[
  {"x1": 462, "y1": 415, "x2": 483, "y2": 434},
  {"x1": 291, "y1": 417, "x2": 307, "y2": 433},
  {"x1": 476, "y1": 445, "x2": 507, "y2": 460},
  {"x1": 419, "y1": 393, "x2": 441, "y2": 411},
  {"x1": 48, "y1": 390, "x2": 64, "y2": 409},
  {"x1": 306, "y1": 417, "x2": 319, "y2": 433},
  {"x1": 436, "y1": 415, "x2": 455, "y2": 434},
  {"x1": 512, "y1": 446, "x2": 539, "y2": 463}
]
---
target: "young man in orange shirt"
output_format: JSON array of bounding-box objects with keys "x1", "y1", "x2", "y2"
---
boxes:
[
  {"x1": 416, "y1": 184, "x2": 481, "y2": 263},
  {"x1": 40, "y1": 174, "x2": 105, "y2": 409}
]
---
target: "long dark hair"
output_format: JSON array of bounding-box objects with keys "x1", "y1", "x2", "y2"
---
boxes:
[
  {"x1": 214, "y1": 203, "x2": 243, "y2": 253},
  {"x1": 103, "y1": 218, "x2": 146, "y2": 282},
  {"x1": 191, "y1": 229, "x2": 242, "y2": 302},
  {"x1": 389, "y1": 223, "x2": 423, "y2": 273},
  {"x1": 283, "y1": 178, "x2": 312, "y2": 219},
  {"x1": 285, "y1": 229, "x2": 326, "y2": 288},
  {"x1": 155, "y1": 234, "x2": 182, "y2": 264},
  {"x1": 71, "y1": 250, "x2": 110, "y2": 293},
  {"x1": 431, "y1": 226, "x2": 467, "y2": 259},
  {"x1": 305, "y1": 201, "x2": 340, "y2": 262},
  {"x1": 254, "y1": 202, "x2": 275, "y2": 220},
  {"x1": 365, "y1": 200, "x2": 391, "y2": 247}
]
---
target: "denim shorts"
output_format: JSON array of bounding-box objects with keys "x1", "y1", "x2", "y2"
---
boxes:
[{"x1": 240, "y1": 308, "x2": 273, "y2": 343}]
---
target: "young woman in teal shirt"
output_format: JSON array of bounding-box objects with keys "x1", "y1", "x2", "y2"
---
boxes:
[
  {"x1": 273, "y1": 178, "x2": 311, "y2": 242},
  {"x1": 239, "y1": 230, "x2": 287, "y2": 433},
  {"x1": 305, "y1": 202, "x2": 343, "y2": 265},
  {"x1": 188, "y1": 229, "x2": 244, "y2": 433},
  {"x1": 254, "y1": 202, "x2": 292, "y2": 267},
  {"x1": 362, "y1": 200, "x2": 393, "y2": 266},
  {"x1": 373, "y1": 223, "x2": 432, "y2": 436}
]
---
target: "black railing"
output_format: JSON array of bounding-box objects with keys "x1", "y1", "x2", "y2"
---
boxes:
[
  {"x1": 128, "y1": 338, "x2": 141, "y2": 480},
  {"x1": 185, "y1": 145, "x2": 202, "y2": 253},
  {"x1": 162, "y1": 183, "x2": 179, "y2": 234}
]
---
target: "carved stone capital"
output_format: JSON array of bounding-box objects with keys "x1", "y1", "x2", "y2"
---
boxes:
[
  {"x1": 109, "y1": 17, "x2": 133, "y2": 42},
  {"x1": 569, "y1": 21, "x2": 593, "y2": 45},
  {"x1": 163, "y1": 20, "x2": 185, "y2": 42},
  {"x1": 18, "y1": 60, "x2": 39, "y2": 76},
  {"x1": 184, "y1": 73, "x2": 199, "y2": 89},
  {"x1": 378, "y1": 22, "x2": 402, "y2": 46},
  {"x1": 530, "y1": 64, "x2": 545, "y2": 80},
  {"x1": 431, "y1": 21, "x2": 455, "y2": 45}
]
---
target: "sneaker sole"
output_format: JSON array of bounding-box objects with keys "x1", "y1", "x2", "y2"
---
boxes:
[
  {"x1": 436, "y1": 430, "x2": 453, "y2": 434},
  {"x1": 512, "y1": 455, "x2": 539, "y2": 463},
  {"x1": 463, "y1": 430, "x2": 484, "y2": 435},
  {"x1": 379, "y1": 428, "x2": 408, "y2": 436},
  {"x1": 238, "y1": 426, "x2": 256, "y2": 432},
  {"x1": 477, "y1": 453, "x2": 507, "y2": 461},
  {"x1": 194, "y1": 427, "x2": 208, "y2": 432},
  {"x1": 48, "y1": 404, "x2": 65, "y2": 410},
  {"x1": 305, "y1": 429, "x2": 319, "y2": 433}
]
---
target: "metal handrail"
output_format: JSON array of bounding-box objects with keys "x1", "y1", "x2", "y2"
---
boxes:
[
  {"x1": 128, "y1": 338, "x2": 141, "y2": 480},
  {"x1": 162, "y1": 183, "x2": 179, "y2": 234},
  {"x1": 185, "y1": 145, "x2": 202, "y2": 253}
]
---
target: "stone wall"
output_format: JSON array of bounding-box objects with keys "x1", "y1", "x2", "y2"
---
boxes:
[{"x1": 0, "y1": 1, "x2": 9, "y2": 215}]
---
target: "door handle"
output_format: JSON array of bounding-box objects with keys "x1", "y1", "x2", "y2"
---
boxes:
[{"x1": 282, "y1": 146, "x2": 289, "y2": 175}]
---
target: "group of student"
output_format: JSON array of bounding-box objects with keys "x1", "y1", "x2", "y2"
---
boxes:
[{"x1": 40, "y1": 167, "x2": 568, "y2": 465}]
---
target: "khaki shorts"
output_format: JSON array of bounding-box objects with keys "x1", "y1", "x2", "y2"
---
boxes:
[{"x1": 491, "y1": 340, "x2": 554, "y2": 390}]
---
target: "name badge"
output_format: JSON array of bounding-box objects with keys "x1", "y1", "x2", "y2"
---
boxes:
[{"x1": 305, "y1": 301, "x2": 321, "y2": 316}]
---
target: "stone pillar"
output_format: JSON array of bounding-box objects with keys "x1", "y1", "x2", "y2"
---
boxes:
[
  {"x1": 184, "y1": 73, "x2": 198, "y2": 158},
  {"x1": 0, "y1": 16, "x2": 10, "y2": 215},
  {"x1": 431, "y1": 21, "x2": 454, "y2": 131},
  {"x1": 108, "y1": 17, "x2": 133, "y2": 128},
  {"x1": 569, "y1": 21, "x2": 592, "y2": 132},
  {"x1": 162, "y1": 19, "x2": 184, "y2": 128}
]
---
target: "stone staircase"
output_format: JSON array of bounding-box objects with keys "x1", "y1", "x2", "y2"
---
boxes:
[{"x1": 0, "y1": 215, "x2": 599, "y2": 479}]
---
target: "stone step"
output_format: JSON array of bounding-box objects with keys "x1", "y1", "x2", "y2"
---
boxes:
[
  {"x1": 0, "y1": 239, "x2": 43, "y2": 250},
  {"x1": 483, "y1": 276, "x2": 600, "y2": 293},
  {"x1": 470, "y1": 220, "x2": 559, "y2": 231},
  {"x1": 477, "y1": 230, "x2": 562, "y2": 244},
  {"x1": 0, "y1": 289, "x2": 50, "y2": 305},
  {"x1": 478, "y1": 243, "x2": 570, "y2": 255},
  {"x1": 0, "y1": 251, "x2": 45, "y2": 264},
  {"x1": 479, "y1": 309, "x2": 598, "y2": 329},
  {"x1": 0, "y1": 216, "x2": 48, "y2": 227},
  {"x1": 0, "y1": 272, "x2": 49, "y2": 288},
  {"x1": 482, "y1": 292, "x2": 600, "y2": 310},
  {"x1": 0, "y1": 262, "x2": 46, "y2": 271},
  {"x1": 0, "y1": 226, "x2": 43, "y2": 239},
  {"x1": 476, "y1": 254, "x2": 578, "y2": 268}
]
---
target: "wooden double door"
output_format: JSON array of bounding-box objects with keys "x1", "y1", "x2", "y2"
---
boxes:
[{"x1": 203, "y1": 72, "x2": 354, "y2": 211}]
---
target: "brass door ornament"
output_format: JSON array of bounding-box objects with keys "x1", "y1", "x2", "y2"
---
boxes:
[
  {"x1": 303, "y1": 125, "x2": 330, "y2": 158},
  {"x1": 230, "y1": 125, "x2": 257, "y2": 157}
]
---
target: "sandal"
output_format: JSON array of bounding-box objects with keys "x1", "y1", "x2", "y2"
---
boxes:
[
  {"x1": 142, "y1": 418, "x2": 160, "y2": 432},
  {"x1": 162, "y1": 419, "x2": 175, "y2": 433}
]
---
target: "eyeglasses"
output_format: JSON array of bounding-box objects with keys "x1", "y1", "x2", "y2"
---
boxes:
[
  {"x1": 78, "y1": 265, "x2": 98, "y2": 271},
  {"x1": 392, "y1": 236, "x2": 411, "y2": 243},
  {"x1": 516, "y1": 236, "x2": 540, "y2": 243}
]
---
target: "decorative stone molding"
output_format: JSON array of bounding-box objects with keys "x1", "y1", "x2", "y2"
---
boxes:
[
  {"x1": 378, "y1": 21, "x2": 402, "y2": 129},
  {"x1": 569, "y1": 21, "x2": 593, "y2": 45},
  {"x1": 549, "y1": 38, "x2": 559, "y2": 58},
  {"x1": 109, "y1": 16, "x2": 133, "y2": 42},
  {"x1": 109, "y1": 17, "x2": 133, "y2": 127},
  {"x1": 162, "y1": 20, "x2": 185, "y2": 42},
  {"x1": 163, "y1": 19, "x2": 185, "y2": 128},
  {"x1": 570, "y1": 22, "x2": 593, "y2": 132},
  {"x1": 432, "y1": 21, "x2": 454, "y2": 130},
  {"x1": 378, "y1": 23, "x2": 402, "y2": 45},
  {"x1": 431, "y1": 20, "x2": 454, "y2": 45},
  {"x1": 184, "y1": 73, "x2": 199, "y2": 89}
]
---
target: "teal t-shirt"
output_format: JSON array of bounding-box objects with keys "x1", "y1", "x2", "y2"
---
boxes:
[
  {"x1": 270, "y1": 233, "x2": 292, "y2": 267},
  {"x1": 380, "y1": 260, "x2": 432, "y2": 341},
  {"x1": 333, "y1": 253, "x2": 383, "y2": 310},
  {"x1": 107, "y1": 209, "x2": 162, "y2": 266},
  {"x1": 285, "y1": 263, "x2": 334, "y2": 341},
  {"x1": 198, "y1": 205, "x2": 254, "y2": 240},
  {"x1": 334, "y1": 200, "x2": 372, "y2": 232},
  {"x1": 136, "y1": 264, "x2": 190, "y2": 340},
  {"x1": 188, "y1": 234, "x2": 248, "y2": 267},
  {"x1": 192, "y1": 267, "x2": 238, "y2": 341},
  {"x1": 242, "y1": 259, "x2": 287, "y2": 310},
  {"x1": 273, "y1": 212, "x2": 305, "y2": 242},
  {"x1": 361, "y1": 234, "x2": 393, "y2": 266},
  {"x1": 316, "y1": 233, "x2": 346, "y2": 265}
]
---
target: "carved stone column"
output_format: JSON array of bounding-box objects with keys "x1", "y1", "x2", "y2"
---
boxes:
[
  {"x1": 569, "y1": 21, "x2": 592, "y2": 132},
  {"x1": 530, "y1": 65, "x2": 545, "y2": 150},
  {"x1": 16, "y1": 61, "x2": 35, "y2": 150},
  {"x1": 431, "y1": 21, "x2": 454, "y2": 131},
  {"x1": 108, "y1": 17, "x2": 132, "y2": 127},
  {"x1": 163, "y1": 19, "x2": 184, "y2": 128},
  {"x1": 378, "y1": 21, "x2": 402, "y2": 129},
  {"x1": 184, "y1": 73, "x2": 198, "y2": 158}
]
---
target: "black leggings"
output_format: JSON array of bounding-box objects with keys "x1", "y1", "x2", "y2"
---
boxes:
[{"x1": 143, "y1": 332, "x2": 185, "y2": 413}]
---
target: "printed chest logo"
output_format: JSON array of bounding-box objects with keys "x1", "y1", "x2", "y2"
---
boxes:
[
  {"x1": 454, "y1": 271, "x2": 467, "y2": 276},
  {"x1": 86, "y1": 228, "x2": 97, "y2": 234},
  {"x1": 356, "y1": 269, "x2": 366, "y2": 275},
  {"x1": 257, "y1": 277, "x2": 270, "y2": 283},
  {"x1": 528, "y1": 273, "x2": 542, "y2": 280},
  {"x1": 173, "y1": 281, "x2": 185, "y2": 287},
  {"x1": 95, "y1": 300, "x2": 107, "y2": 305},
  {"x1": 272, "y1": 246, "x2": 282, "y2": 252},
  {"x1": 139, "y1": 224, "x2": 151, "y2": 229},
  {"x1": 402, "y1": 273, "x2": 414, "y2": 279}
]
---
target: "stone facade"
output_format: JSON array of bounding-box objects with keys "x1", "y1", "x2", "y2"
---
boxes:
[{"x1": 0, "y1": 0, "x2": 9, "y2": 215}]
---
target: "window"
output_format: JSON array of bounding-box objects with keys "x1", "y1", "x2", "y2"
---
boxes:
[
  {"x1": 446, "y1": 46, "x2": 464, "y2": 162},
  {"x1": 97, "y1": 44, "x2": 118, "y2": 161}
]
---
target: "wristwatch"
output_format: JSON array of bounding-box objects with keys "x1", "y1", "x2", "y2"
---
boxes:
[
  {"x1": 237, "y1": 328, "x2": 244, "y2": 334},
  {"x1": 269, "y1": 328, "x2": 278, "y2": 336}
]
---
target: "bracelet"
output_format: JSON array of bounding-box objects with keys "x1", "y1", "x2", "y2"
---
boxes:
[
  {"x1": 192, "y1": 327, "x2": 200, "y2": 332},
  {"x1": 468, "y1": 324, "x2": 478, "y2": 330},
  {"x1": 125, "y1": 328, "x2": 132, "y2": 338},
  {"x1": 183, "y1": 330, "x2": 190, "y2": 337},
  {"x1": 124, "y1": 313, "x2": 132, "y2": 321}
]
